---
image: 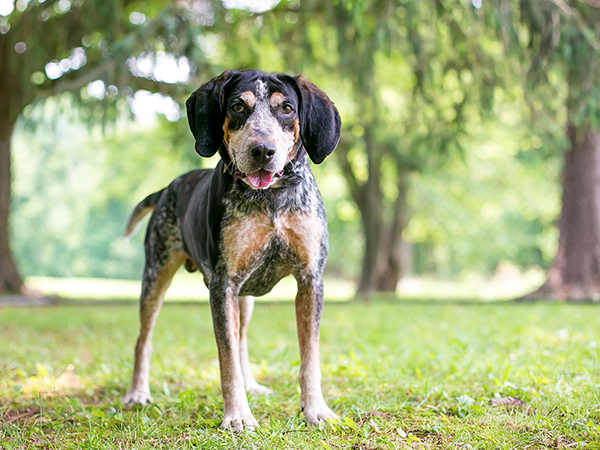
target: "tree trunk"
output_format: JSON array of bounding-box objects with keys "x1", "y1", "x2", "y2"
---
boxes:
[
  {"x1": 519, "y1": 124, "x2": 600, "y2": 301},
  {"x1": 0, "y1": 119, "x2": 24, "y2": 295},
  {"x1": 335, "y1": 133, "x2": 412, "y2": 299},
  {"x1": 357, "y1": 131, "x2": 384, "y2": 297},
  {"x1": 374, "y1": 176, "x2": 410, "y2": 292}
]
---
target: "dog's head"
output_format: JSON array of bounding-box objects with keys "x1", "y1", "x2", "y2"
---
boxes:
[{"x1": 186, "y1": 70, "x2": 341, "y2": 189}]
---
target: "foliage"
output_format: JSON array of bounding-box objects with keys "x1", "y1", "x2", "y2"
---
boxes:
[
  {"x1": 2, "y1": 301, "x2": 600, "y2": 448},
  {"x1": 11, "y1": 108, "x2": 197, "y2": 280},
  {"x1": 488, "y1": 0, "x2": 600, "y2": 128},
  {"x1": 10, "y1": 98, "x2": 560, "y2": 280},
  {"x1": 199, "y1": 0, "x2": 552, "y2": 292},
  {"x1": 0, "y1": 0, "x2": 230, "y2": 121},
  {"x1": 408, "y1": 91, "x2": 562, "y2": 276},
  {"x1": 3, "y1": 0, "x2": 576, "y2": 284}
]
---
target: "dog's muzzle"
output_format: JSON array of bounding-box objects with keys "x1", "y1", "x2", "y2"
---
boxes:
[{"x1": 234, "y1": 168, "x2": 284, "y2": 189}]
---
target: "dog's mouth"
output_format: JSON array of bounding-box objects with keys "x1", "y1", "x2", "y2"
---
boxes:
[{"x1": 234, "y1": 168, "x2": 284, "y2": 189}]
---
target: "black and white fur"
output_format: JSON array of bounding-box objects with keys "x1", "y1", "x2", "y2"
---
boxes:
[{"x1": 122, "y1": 70, "x2": 342, "y2": 431}]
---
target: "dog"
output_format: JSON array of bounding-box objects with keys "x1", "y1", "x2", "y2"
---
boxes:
[{"x1": 122, "y1": 70, "x2": 341, "y2": 430}]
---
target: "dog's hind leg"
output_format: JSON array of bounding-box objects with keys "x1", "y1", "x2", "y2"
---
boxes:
[
  {"x1": 123, "y1": 253, "x2": 185, "y2": 405},
  {"x1": 238, "y1": 296, "x2": 272, "y2": 395}
]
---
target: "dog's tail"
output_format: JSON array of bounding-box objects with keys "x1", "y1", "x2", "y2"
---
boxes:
[{"x1": 124, "y1": 189, "x2": 166, "y2": 239}]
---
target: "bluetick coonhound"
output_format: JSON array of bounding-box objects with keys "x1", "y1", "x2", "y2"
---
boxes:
[{"x1": 122, "y1": 70, "x2": 342, "y2": 430}]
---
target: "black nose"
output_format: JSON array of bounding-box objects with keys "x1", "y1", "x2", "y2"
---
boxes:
[{"x1": 250, "y1": 142, "x2": 276, "y2": 164}]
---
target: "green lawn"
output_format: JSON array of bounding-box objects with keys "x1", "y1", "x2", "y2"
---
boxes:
[
  {"x1": 1, "y1": 301, "x2": 599, "y2": 449},
  {"x1": 23, "y1": 267, "x2": 545, "y2": 302}
]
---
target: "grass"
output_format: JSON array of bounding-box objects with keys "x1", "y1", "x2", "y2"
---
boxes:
[
  {"x1": 1, "y1": 300, "x2": 600, "y2": 449},
  {"x1": 23, "y1": 274, "x2": 354, "y2": 302},
  {"x1": 23, "y1": 265, "x2": 545, "y2": 302}
]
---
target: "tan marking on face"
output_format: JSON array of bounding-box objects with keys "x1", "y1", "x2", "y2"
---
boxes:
[
  {"x1": 285, "y1": 118, "x2": 301, "y2": 164},
  {"x1": 294, "y1": 117, "x2": 300, "y2": 140},
  {"x1": 240, "y1": 91, "x2": 256, "y2": 108},
  {"x1": 223, "y1": 117, "x2": 231, "y2": 145},
  {"x1": 276, "y1": 212, "x2": 323, "y2": 273},
  {"x1": 223, "y1": 212, "x2": 275, "y2": 277},
  {"x1": 223, "y1": 117, "x2": 238, "y2": 162},
  {"x1": 270, "y1": 92, "x2": 285, "y2": 108}
]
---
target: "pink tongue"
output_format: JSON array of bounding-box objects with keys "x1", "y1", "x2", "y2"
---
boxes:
[{"x1": 246, "y1": 169, "x2": 274, "y2": 189}]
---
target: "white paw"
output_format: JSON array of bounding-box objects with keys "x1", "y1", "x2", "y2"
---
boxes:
[
  {"x1": 220, "y1": 409, "x2": 259, "y2": 431},
  {"x1": 246, "y1": 382, "x2": 273, "y2": 396},
  {"x1": 303, "y1": 402, "x2": 339, "y2": 426},
  {"x1": 123, "y1": 389, "x2": 153, "y2": 406}
]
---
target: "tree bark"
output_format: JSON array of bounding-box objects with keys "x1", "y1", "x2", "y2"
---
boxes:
[
  {"x1": 0, "y1": 119, "x2": 24, "y2": 295},
  {"x1": 336, "y1": 135, "x2": 412, "y2": 298},
  {"x1": 374, "y1": 176, "x2": 410, "y2": 292},
  {"x1": 519, "y1": 124, "x2": 600, "y2": 301},
  {"x1": 357, "y1": 131, "x2": 384, "y2": 297}
]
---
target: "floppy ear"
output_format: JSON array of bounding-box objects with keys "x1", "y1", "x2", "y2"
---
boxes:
[
  {"x1": 279, "y1": 75, "x2": 341, "y2": 164},
  {"x1": 185, "y1": 70, "x2": 236, "y2": 157}
]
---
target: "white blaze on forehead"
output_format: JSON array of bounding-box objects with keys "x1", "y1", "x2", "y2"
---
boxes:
[
  {"x1": 256, "y1": 79, "x2": 268, "y2": 99},
  {"x1": 250, "y1": 79, "x2": 275, "y2": 135}
]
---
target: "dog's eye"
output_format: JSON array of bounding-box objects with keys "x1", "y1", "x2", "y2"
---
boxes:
[
  {"x1": 231, "y1": 103, "x2": 245, "y2": 113},
  {"x1": 281, "y1": 104, "x2": 294, "y2": 114}
]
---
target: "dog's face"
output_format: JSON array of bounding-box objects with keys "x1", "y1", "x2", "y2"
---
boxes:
[
  {"x1": 186, "y1": 70, "x2": 341, "y2": 189},
  {"x1": 223, "y1": 76, "x2": 301, "y2": 189}
]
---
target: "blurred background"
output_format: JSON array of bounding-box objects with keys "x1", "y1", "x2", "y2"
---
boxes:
[{"x1": 1, "y1": 0, "x2": 599, "y2": 302}]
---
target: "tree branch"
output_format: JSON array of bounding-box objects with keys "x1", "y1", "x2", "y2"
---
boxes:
[
  {"x1": 34, "y1": 60, "x2": 117, "y2": 101},
  {"x1": 127, "y1": 74, "x2": 187, "y2": 96},
  {"x1": 34, "y1": 59, "x2": 187, "y2": 103}
]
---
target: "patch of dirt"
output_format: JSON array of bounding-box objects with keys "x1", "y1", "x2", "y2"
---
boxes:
[
  {"x1": 2, "y1": 406, "x2": 39, "y2": 424},
  {"x1": 489, "y1": 397, "x2": 527, "y2": 408},
  {"x1": 357, "y1": 410, "x2": 395, "y2": 424},
  {"x1": 351, "y1": 444, "x2": 380, "y2": 450},
  {"x1": 0, "y1": 296, "x2": 58, "y2": 307}
]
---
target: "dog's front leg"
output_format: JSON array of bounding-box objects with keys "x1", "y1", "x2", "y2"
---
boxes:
[
  {"x1": 209, "y1": 279, "x2": 258, "y2": 431},
  {"x1": 295, "y1": 276, "x2": 339, "y2": 425}
]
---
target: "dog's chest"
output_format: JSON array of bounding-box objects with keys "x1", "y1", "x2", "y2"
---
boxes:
[{"x1": 221, "y1": 208, "x2": 323, "y2": 294}]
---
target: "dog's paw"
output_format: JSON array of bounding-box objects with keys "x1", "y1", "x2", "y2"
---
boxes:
[
  {"x1": 123, "y1": 389, "x2": 153, "y2": 406},
  {"x1": 246, "y1": 382, "x2": 273, "y2": 396},
  {"x1": 220, "y1": 410, "x2": 259, "y2": 431},
  {"x1": 303, "y1": 402, "x2": 339, "y2": 426}
]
